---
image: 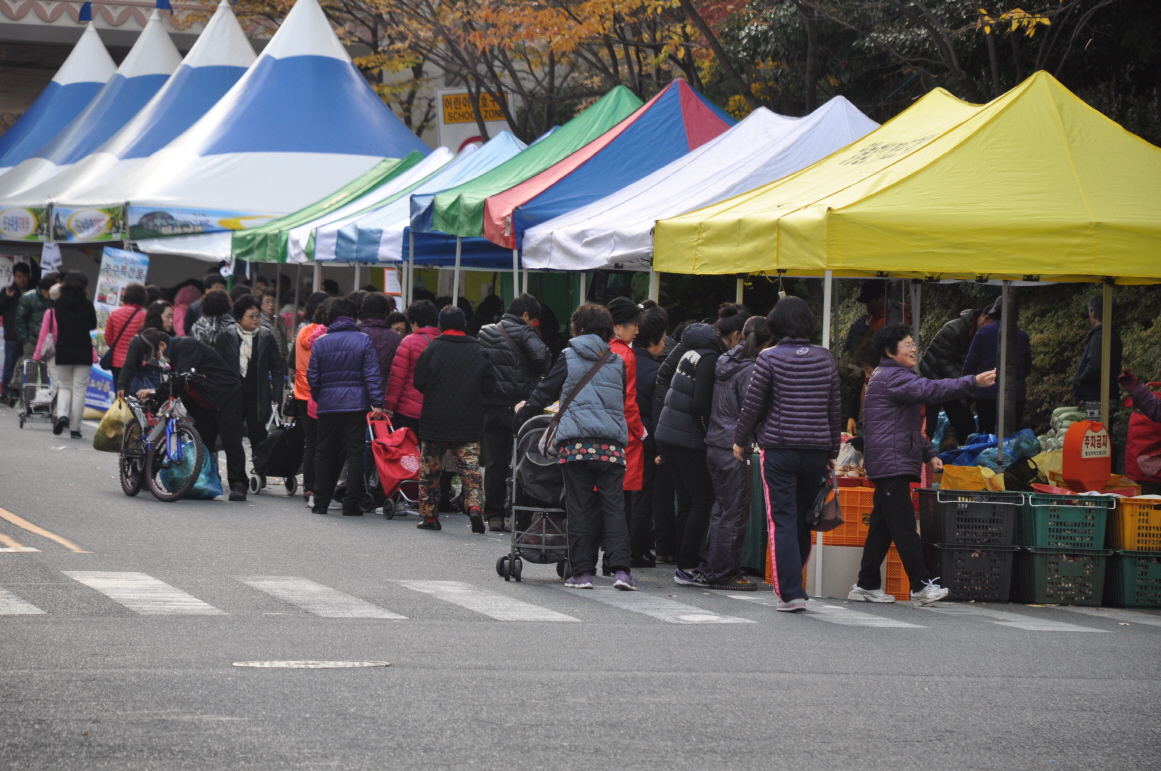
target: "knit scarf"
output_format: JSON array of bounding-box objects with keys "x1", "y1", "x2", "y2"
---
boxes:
[{"x1": 239, "y1": 327, "x2": 258, "y2": 378}]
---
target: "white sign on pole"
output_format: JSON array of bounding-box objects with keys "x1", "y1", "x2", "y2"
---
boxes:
[
  {"x1": 41, "y1": 243, "x2": 62, "y2": 272},
  {"x1": 436, "y1": 88, "x2": 514, "y2": 152},
  {"x1": 95, "y1": 247, "x2": 149, "y2": 326},
  {"x1": 0, "y1": 255, "x2": 13, "y2": 290},
  {"x1": 383, "y1": 268, "x2": 402, "y2": 297}
]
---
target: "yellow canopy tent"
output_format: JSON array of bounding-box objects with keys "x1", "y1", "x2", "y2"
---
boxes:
[{"x1": 653, "y1": 71, "x2": 1161, "y2": 284}]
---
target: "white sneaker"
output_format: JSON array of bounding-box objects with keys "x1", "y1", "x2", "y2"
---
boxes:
[
  {"x1": 776, "y1": 597, "x2": 807, "y2": 613},
  {"x1": 847, "y1": 584, "x2": 896, "y2": 603},
  {"x1": 910, "y1": 578, "x2": 950, "y2": 607}
]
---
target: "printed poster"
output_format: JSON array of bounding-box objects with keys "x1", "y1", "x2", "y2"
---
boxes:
[
  {"x1": 95, "y1": 247, "x2": 149, "y2": 326},
  {"x1": 127, "y1": 206, "x2": 275, "y2": 240},
  {"x1": 0, "y1": 205, "x2": 50, "y2": 241},
  {"x1": 51, "y1": 205, "x2": 125, "y2": 243}
]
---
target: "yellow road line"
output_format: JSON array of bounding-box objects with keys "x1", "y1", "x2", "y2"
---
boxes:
[
  {"x1": 0, "y1": 507, "x2": 91, "y2": 553},
  {"x1": 0, "y1": 530, "x2": 39, "y2": 552}
]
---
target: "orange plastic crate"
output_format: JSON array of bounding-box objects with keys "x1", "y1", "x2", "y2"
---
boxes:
[
  {"x1": 824, "y1": 487, "x2": 876, "y2": 546},
  {"x1": 884, "y1": 546, "x2": 909, "y2": 600},
  {"x1": 1109, "y1": 498, "x2": 1161, "y2": 551}
]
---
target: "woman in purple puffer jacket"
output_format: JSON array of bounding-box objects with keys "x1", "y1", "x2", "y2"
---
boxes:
[
  {"x1": 358, "y1": 292, "x2": 402, "y2": 387},
  {"x1": 851, "y1": 323, "x2": 995, "y2": 608},
  {"x1": 733, "y1": 297, "x2": 842, "y2": 612}
]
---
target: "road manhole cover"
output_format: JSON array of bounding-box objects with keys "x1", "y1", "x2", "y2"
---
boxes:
[{"x1": 232, "y1": 661, "x2": 391, "y2": 669}]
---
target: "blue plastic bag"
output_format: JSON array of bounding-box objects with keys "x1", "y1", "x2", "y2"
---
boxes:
[
  {"x1": 931, "y1": 411, "x2": 949, "y2": 451},
  {"x1": 940, "y1": 428, "x2": 1040, "y2": 471},
  {"x1": 160, "y1": 441, "x2": 223, "y2": 499}
]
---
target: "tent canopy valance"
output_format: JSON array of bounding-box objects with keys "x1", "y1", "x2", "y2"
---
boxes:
[{"x1": 653, "y1": 72, "x2": 1161, "y2": 285}]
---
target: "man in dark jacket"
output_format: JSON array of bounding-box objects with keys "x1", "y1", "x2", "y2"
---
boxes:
[
  {"x1": 476, "y1": 294, "x2": 550, "y2": 531},
  {"x1": 919, "y1": 307, "x2": 990, "y2": 446},
  {"x1": 0, "y1": 262, "x2": 30, "y2": 400},
  {"x1": 413, "y1": 306, "x2": 496, "y2": 533},
  {"x1": 1073, "y1": 294, "x2": 1123, "y2": 408},
  {"x1": 137, "y1": 329, "x2": 249, "y2": 501},
  {"x1": 307, "y1": 298, "x2": 384, "y2": 517},
  {"x1": 853, "y1": 323, "x2": 995, "y2": 607},
  {"x1": 233, "y1": 295, "x2": 286, "y2": 452}
]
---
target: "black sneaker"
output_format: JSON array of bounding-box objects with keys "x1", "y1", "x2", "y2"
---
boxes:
[
  {"x1": 228, "y1": 484, "x2": 247, "y2": 502},
  {"x1": 708, "y1": 573, "x2": 758, "y2": 592},
  {"x1": 53, "y1": 416, "x2": 67, "y2": 435},
  {"x1": 69, "y1": 431, "x2": 82, "y2": 440},
  {"x1": 417, "y1": 518, "x2": 442, "y2": 530},
  {"x1": 630, "y1": 553, "x2": 657, "y2": 568},
  {"x1": 468, "y1": 507, "x2": 485, "y2": 534}
]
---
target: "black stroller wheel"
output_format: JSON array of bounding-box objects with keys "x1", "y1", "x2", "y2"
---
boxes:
[
  {"x1": 284, "y1": 476, "x2": 298, "y2": 496},
  {"x1": 496, "y1": 556, "x2": 510, "y2": 580},
  {"x1": 358, "y1": 492, "x2": 377, "y2": 513},
  {"x1": 556, "y1": 560, "x2": 571, "y2": 580},
  {"x1": 382, "y1": 499, "x2": 395, "y2": 519},
  {"x1": 511, "y1": 558, "x2": 523, "y2": 582}
]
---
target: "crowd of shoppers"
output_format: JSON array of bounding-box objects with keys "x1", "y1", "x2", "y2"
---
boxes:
[{"x1": 9, "y1": 264, "x2": 1161, "y2": 612}]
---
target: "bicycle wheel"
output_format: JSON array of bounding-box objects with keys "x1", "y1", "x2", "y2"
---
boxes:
[
  {"x1": 119, "y1": 417, "x2": 146, "y2": 497},
  {"x1": 145, "y1": 420, "x2": 205, "y2": 502}
]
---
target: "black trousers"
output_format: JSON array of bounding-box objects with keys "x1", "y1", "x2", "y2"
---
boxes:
[
  {"x1": 662, "y1": 444, "x2": 715, "y2": 570},
  {"x1": 703, "y1": 445, "x2": 753, "y2": 583},
  {"x1": 241, "y1": 389, "x2": 269, "y2": 451},
  {"x1": 976, "y1": 398, "x2": 1024, "y2": 436},
  {"x1": 858, "y1": 475, "x2": 928, "y2": 593},
  {"x1": 627, "y1": 434, "x2": 660, "y2": 557},
  {"x1": 652, "y1": 440, "x2": 680, "y2": 557},
  {"x1": 483, "y1": 404, "x2": 515, "y2": 518},
  {"x1": 314, "y1": 411, "x2": 366, "y2": 511},
  {"x1": 186, "y1": 393, "x2": 247, "y2": 490},
  {"x1": 924, "y1": 397, "x2": 977, "y2": 447},
  {"x1": 761, "y1": 448, "x2": 829, "y2": 601},
  {"x1": 562, "y1": 460, "x2": 630, "y2": 576},
  {"x1": 295, "y1": 399, "x2": 317, "y2": 495}
]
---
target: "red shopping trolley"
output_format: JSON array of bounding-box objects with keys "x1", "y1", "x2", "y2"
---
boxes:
[{"x1": 361, "y1": 413, "x2": 421, "y2": 518}]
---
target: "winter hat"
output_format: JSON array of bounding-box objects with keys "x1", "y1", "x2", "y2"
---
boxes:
[
  {"x1": 606, "y1": 296, "x2": 642, "y2": 326},
  {"x1": 438, "y1": 306, "x2": 466, "y2": 332},
  {"x1": 987, "y1": 296, "x2": 1003, "y2": 318}
]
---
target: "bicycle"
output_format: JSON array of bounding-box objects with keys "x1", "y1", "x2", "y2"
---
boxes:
[{"x1": 119, "y1": 371, "x2": 206, "y2": 502}]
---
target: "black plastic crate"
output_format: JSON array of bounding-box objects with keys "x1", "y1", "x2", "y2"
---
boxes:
[
  {"x1": 1012, "y1": 547, "x2": 1112, "y2": 606},
  {"x1": 923, "y1": 543, "x2": 1018, "y2": 602},
  {"x1": 917, "y1": 489, "x2": 1023, "y2": 546}
]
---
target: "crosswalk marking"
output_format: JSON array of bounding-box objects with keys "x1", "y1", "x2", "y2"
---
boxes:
[
  {"x1": 920, "y1": 603, "x2": 1109, "y2": 632},
  {"x1": 1052, "y1": 606, "x2": 1161, "y2": 629},
  {"x1": 728, "y1": 595, "x2": 925, "y2": 627},
  {"x1": 237, "y1": 577, "x2": 406, "y2": 619},
  {"x1": 0, "y1": 588, "x2": 45, "y2": 615},
  {"x1": 64, "y1": 571, "x2": 224, "y2": 616},
  {"x1": 398, "y1": 580, "x2": 580, "y2": 622},
  {"x1": 572, "y1": 587, "x2": 755, "y2": 625}
]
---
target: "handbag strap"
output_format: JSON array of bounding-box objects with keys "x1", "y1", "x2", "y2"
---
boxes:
[
  {"x1": 547, "y1": 348, "x2": 614, "y2": 433},
  {"x1": 497, "y1": 320, "x2": 531, "y2": 369},
  {"x1": 108, "y1": 307, "x2": 141, "y2": 351}
]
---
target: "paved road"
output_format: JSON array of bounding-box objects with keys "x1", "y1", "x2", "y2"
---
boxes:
[{"x1": 1, "y1": 405, "x2": 1159, "y2": 770}]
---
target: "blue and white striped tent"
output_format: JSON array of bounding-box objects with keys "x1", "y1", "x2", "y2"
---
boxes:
[
  {"x1": 0, "y1": 7, "x2": 181, "y2": 199},
  {"x1": 66, "y1": 0, "x2": 430, "y2": 245},
  {"x1": 0, "y1": 20, "x2": 116, "y2": 177},
  {"x1": 15, "y1": 0, "x2": 255, "y2": 229}
]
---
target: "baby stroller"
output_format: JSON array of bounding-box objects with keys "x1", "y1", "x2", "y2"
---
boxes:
[
  {"x1": 497, "y1": 413, "x2": 569, "y2": 582},
  {"x1": 361, "y1": 413, "x2": 421, "y2": 518},
  {"x1": 249, "y1": 406, "x2": 303, "y2": 495},
  {"x1": 17, "y1": 358, "x2": 54, "y2": 429}
]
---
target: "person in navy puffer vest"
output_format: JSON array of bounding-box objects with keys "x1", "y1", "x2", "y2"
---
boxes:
[
  {"x1": 732, "y1": 297, "x2": 841, "y2": 612},
  {"x1": 307, "y1": 298, "x2": 384, "y2": 517}
]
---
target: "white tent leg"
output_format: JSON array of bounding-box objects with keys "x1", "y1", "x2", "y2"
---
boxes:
[
  {"x1": 814, "y1": 269, "x2": 834, "y2": 599},
  {"x1": 648, "y1": 270, "x2": 660, "y2": 302},
  {"x1": 353, "y1": 262, "x2": 361, "y2": 293},
  {"x1": 911, "y1": 282, "x2": 922, "y2": 348},
  {"x1": 294, "y1": 263, "x2": 302, "y2": 307},
  {"x1": 578, "y1": 272, "x2": 586, "y2": 306},
  {"x1": 522, "y1": 268, "x2": 529, "y2": 296},
  {"x1": 1101, "y1": 282, "x2": 1113, "y2": 428},
  {"x1": 452, "y1": 237, "x2": 462, "y2": 303},
  {"x1": 998, "y1": 281, "x2": 1010, "y2": 463},
  {"x1": 512, "y1": 249, "x2": 520, "y2": 300},
  {"x1": 312, "y1": 262, "x2": 320, "y2": 292},
  {"x1": 735, "y1": 277, "x2": 744, "y2": 305}
]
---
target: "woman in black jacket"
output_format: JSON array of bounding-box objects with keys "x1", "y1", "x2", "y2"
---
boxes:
[
  {"x1": 654, "y1": 305, "x2": 748, "y2": 586},
  {"x1": 51, "y1": 272, "x2": 97, "y2": 439},
  {"x1": 116, "y1": 301, "x2": 174, "y2": 398},
  {"x1": 233, "y1": 294, "x2": 286, "y2": 451}
]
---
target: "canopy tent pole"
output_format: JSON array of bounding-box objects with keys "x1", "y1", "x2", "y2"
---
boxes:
[
  {"x1": 452, "y1": 237, "x2": 462, "y2": 303},
  {"x1": 312, "y1": 262, "x2": 320, "y2": 293},
  {"x1": 648, "y1": 270, "x2": 660, "y2": 302},
  {"x1": 815, "y1": 269, "x2": 834, "y2": 599},
  {"x1": 997, "y1": 281, "x2": 1010, "y2": 463},
  {"x1": 523, "y1": 268, "x2": 529, "y2": 296},
  {"x1": 910, "y1": 281, "x2": 921, "y2": 347},
  {"x1": 353, "y1": 262, "x2": 361, "y2": 293},
  {"x1": 408, "y1": 231, "x2": 415, "y2": 306},
  {"x1": 1101, "y1": 282, "x2": 1113, "y2": 428},
  {"x1": 512, "y1": 249, "x2": 520, "y2": 300},
  {"x1": 294, "y1": 263, "x2": 302, "y2": 309},
  {"x1": 735, "y1": 276, "x2": 744, "y2": 305},
  {"x1": 578, "y1": 272, "x2": 587, "y2": 306}
]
